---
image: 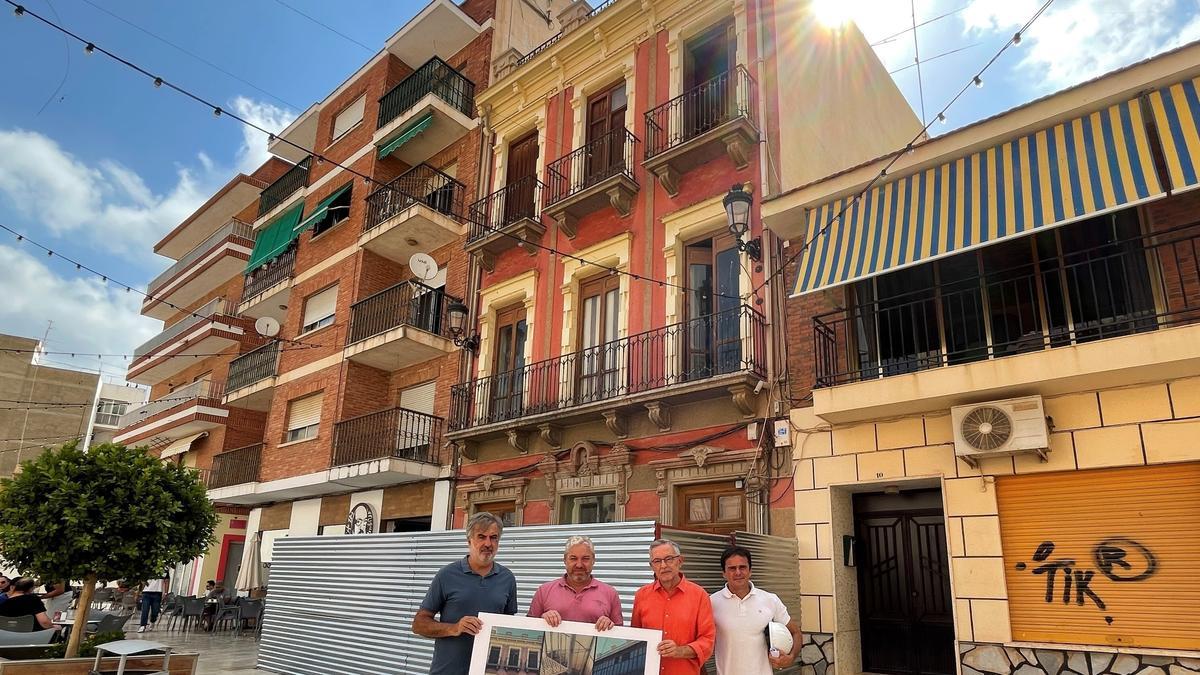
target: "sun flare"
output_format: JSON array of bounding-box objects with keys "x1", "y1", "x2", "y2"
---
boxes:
[{"x1": 811, "y1": 0, "x2": 855, "y2": 28}]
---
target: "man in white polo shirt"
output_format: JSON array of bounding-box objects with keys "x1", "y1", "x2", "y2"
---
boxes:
[{"x1": 710, "y1": 545, "x2": 802, "y2": 673}]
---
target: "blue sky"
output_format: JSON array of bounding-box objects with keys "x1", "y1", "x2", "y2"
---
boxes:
[{"x1": 0, "y1": 0, "x2": 1198, "y2": 378}]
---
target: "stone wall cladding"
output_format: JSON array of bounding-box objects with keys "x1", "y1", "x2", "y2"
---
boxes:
[
  {"x1": 797, "y1": 632, "x2": 835, "y2": 675},
  {"x1": 959, "y1": 642, "x2": 1200, "y2": 675}
]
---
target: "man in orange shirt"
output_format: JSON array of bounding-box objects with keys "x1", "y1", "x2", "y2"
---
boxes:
[{"x1": 631, "y1": 538, "x2": 715, "y2": 675}]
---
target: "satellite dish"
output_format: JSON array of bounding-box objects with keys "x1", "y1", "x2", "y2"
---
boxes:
[
  {"x1": 408, "y1": 252, "x2": 438, "y2": 281},
  {"x1": 254, "y1": 316, "x2": 281, "y2": 338}
]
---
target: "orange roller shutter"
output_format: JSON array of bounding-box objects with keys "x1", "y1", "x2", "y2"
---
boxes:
[{"x1": 996, "y1": 462, "x2": 1200, "y2": 650}]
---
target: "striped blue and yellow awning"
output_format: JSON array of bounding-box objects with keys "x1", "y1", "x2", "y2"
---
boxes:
[
  {"x1": 792, "y1": 98, "x2": 1165, "y2": 295},
  {"x1": 1148, "y1": 76, "x2": 1200, "y2": 193}
]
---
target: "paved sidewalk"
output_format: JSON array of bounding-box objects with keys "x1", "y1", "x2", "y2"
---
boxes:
[{"x1": 126, "y1": 622, "x2": 269, "y2": 675}]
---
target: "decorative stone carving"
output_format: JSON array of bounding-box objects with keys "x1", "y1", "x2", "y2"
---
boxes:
[
  {"x1": 645, "y1": 401, "x2": 671, "y2": 432},
  {"x1": 459, "y1": 474, "x2": 529, "y2": 526},
  {"x1": 728, "y1": 382, "x2": 758, "y2": 417},
  {"x1": 543, "y1": 441, "x2": 633, "y2": 523},
  {"x1": 652, "y1": 164, "x2": 681, "y2": 197},
  {"x1": 648, "y1": 445, "x2": 766, "y2": 531},
  {"x1": 601, "y1": 409, "x2": 627, "y2": 439},
  {"x1": 474, "y1": 250, "x2": 496, "y2": 273},
  {"x1": 654, "y1": 468, "x2": 668, "y2": 497},
  {"x1": 538, "y1": 423, "x2": 563, "y2": 449},
  {"x1": 723, "y1": 133, "x2": 751, "y2": 170},
  {"x1": 607, "y1": 185, "x2": 633, "y2": 217},
  {"x1": 506, "y1": 429, "x2": 528, "y2": 454},
  {"x1": 491, "y1": 48, "x2": 521, "y2": 81},
  {"x1": 556, "y1": 213, "x2": 578, "y2": 239}
]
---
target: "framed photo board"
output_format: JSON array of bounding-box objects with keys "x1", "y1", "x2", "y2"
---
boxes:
[{"x1": 469, "y1": 612, "x2": 663, "y2": 675}]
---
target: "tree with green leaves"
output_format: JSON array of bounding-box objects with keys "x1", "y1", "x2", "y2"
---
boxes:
[{"x1": 0, "y1": 441, "x2": 217, "y2": 658}]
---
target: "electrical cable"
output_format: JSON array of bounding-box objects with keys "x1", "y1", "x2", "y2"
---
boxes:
[
  {"x1": 4, "y1": 1, "x2": 741, "y2": 302},
  {"x1": 889, "y1": 42, "x2": 979, "y2": 75},
  {"x1": 269, "y1": 0, "x2": 374, "y2": 54},
  {"x1": 869, "y1": 4, "x2": 972, "y2": 46},
  {"x1": 0, "y1": 224, "x2": 323, "y2": 352},
  {"x1": 750, "y1": 0, "x2": 1055, "y2": 299},
  {"x1": 78, "y1": 0, "x2": 303, "y2": 110}
]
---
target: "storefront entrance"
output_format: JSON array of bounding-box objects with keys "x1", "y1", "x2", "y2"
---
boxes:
[{"x1": 853, "y1": 489, "x2": 955, "y2": 675}]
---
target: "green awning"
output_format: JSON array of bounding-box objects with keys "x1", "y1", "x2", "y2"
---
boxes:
[
  {"x1": 377, "y1": 113, "x2": 433, "y2": 159},
  {"x1": 245, "y1": 202, "x2": 305, "y2": 272},
  {"x1": 295, "y1": 182, "x2": 352, "y2": 233}
]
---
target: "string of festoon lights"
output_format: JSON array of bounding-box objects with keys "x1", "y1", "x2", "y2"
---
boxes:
[
  {"x1": 5, "y1": 0, "x2": 743, "y2": 302},
  {"x1": 750, "y1": 0, "x2": 1053, "y2": 298}
]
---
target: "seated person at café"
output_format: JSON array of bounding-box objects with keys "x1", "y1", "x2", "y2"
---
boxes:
[
  {"x1": 200, "y1": 583, "x2": 227, "y2": 630},
  {"x1": 0, "y1": 577, "x2": 54, "y2": 630}
]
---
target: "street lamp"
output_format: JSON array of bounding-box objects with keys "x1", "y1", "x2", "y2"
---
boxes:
[
  {"x1": 723, "y1": 183, "x2": 761, "y2": 262},
  {"x1": 446, "y1": 301, "x2": 480, "y2": 351}
]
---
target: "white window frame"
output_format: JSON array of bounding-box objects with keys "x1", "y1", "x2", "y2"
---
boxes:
[
  {"x1": 330, "y1": 95, "x2": 365, "y2": 144},
  {"x1": 285, "y1": 392, "x2": 323, "y2": 444},
  {"x1": 301, "y1": 285, "x2": 338, "y2": 334}
]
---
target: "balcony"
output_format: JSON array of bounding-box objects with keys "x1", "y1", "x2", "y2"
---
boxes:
[
  {"x1": 126, "y1": 298, "x2": 253, "y2": 385},
  {"x1": 359, "y1": 164, "x2": 467, "y2": 264},
  {"x1": 448, "y1": 305, "x2": 767, "y2": 439},
  {"x1": 142, "y1": 220, "x2": 254, "y2": 321},
  {"x1": 238, "y1": 247, "x2": 296, "y2": 324},
  {"x1": 465, "y1": 176, "x2": 547, "y2": 271},
  {"x1": 206, "y1": 443, "x2": 262, "y2": 497},
  {"x1": 113, "y1": 379, "x2": 227, "y2": 445},
  {"x1": 810, "y1": 222, "x2": 1200, "y2": 423},
  {"x1": 375, "y1": 57, "x2": 476, "y2": 166},
  {"x1": 256, "y1": 157, "x2": 310, "y2": 221},
  {"x1": 344, "y1": 280, "x2": 457, "y2": 370},
  {"x1": 543, "y1": 129, "x2": 639, "y2": 237},
  {"x1": 224, "y1": 342, "x2": 280, "y2": 411},
  {"x1": 329, "y1": 407, "x2": 445, "y2": 487},
  {"x1": 643, "y1": 66, "x2": 758, "y2": 197}
]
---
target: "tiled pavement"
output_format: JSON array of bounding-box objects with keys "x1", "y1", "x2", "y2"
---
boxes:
[{"x1": 121, "y1": 619, "x2": 270, "y2": 675}]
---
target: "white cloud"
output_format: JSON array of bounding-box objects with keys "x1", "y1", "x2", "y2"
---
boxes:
[
  {"x1": 0, "y1": 129, "x2": 207, "y2": 259},
  {"x1": 963, "y1": 0, "x2": 1200, "y2": 92},
  {"x1": 0, "y1": 244, "x2": 159, "y2": 368},
  {"x1": 231, "y1": 96, "x2": 297, "y2": 174}
]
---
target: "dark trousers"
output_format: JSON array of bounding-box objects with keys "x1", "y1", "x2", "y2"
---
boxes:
[{"x1": 139, "y1": 591, "x2": 162, "y2": 626}]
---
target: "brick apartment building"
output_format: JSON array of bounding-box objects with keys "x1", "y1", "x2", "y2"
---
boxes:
[
  {"x1": 115, "y1": 0, "x2": 568, "y2": 592},
  {"x1": 767, "y1": 44, "x2": 1200, "y2": 675}
]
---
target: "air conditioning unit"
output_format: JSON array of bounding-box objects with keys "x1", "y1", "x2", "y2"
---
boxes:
[{"x1": 950, "y1": 396, "x2": 1050, "y2": 468}]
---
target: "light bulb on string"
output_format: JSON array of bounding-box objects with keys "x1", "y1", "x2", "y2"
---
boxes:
[
  {"x1": 1013, "y1": 32, "x2": 1022, "y2": 45},
  {"x1": 973, "y1": 76, "x2": 983, "y2": 88},
  {"x1": 213, "y1": 107, "x2": 222, "y2": 118},
  {"x1": 938, "y1": 112, "x2": 947, "y2": 124},
  {"x1": 13, "y1": 5, "x2": 25, "y2": 16},
  {"x1": 153, "y1": 77, "x2": 163, "y2": 88},
  {"x1": 84, "y1": 43, "x2": 95, "y2": 55}
]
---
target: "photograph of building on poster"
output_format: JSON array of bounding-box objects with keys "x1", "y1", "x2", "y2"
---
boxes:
[{"x1": 471, "y1": 613, "x2": 661, "y2": 675}]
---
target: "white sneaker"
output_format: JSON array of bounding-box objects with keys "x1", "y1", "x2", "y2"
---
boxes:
[{"x1": 137, "y1": 626, "x2": 146, "y2": 633}]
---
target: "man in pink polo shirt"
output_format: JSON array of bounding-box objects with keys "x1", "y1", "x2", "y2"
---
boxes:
[{"x1": 528, "y1": 535, "x2": 624, "y2": 630}]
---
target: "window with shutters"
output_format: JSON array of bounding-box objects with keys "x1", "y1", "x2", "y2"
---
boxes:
[
  {"x1": 311, "y1": 182, "x2": 353, "y2": 237},
  {"x1": 487, "y1": 646, "x2": 501, "y2": 667},
  {"x1": 398, "y1": 381, "x2": 436, "y2": 415},
  {"x1": 284, "y1": 391, "x2": 323, "y2": 443},
  {"x1": 527, "y1": 650, "x2": 539, "y2": 669},
  {"x1": 331, "y1": 95, "x2": 365, "y2": 143},
  {"x1": 301, "y1": 285, "x2": 337, "y2": 334}
]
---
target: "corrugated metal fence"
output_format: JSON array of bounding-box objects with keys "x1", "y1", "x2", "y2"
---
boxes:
[{"x1": 258, "y1": 521, "x2": 799, "y2": 674}]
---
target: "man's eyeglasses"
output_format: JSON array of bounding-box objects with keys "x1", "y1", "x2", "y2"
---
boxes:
[{"x1": 650, "y1": 555, "x2": 682, "y2": 567}]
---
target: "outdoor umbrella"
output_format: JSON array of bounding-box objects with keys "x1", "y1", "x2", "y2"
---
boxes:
[{"x1": 235, "y1": 532, "x2": 264, "y2": 592}]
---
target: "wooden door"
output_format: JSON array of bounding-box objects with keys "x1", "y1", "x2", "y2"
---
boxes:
[
  {"x1": 586, "y1": 82, "x2": 628, "y2": 184},
  {"x1": 684, "y1": 235, "x2": 743, "y2": 379},
  {"x1": 675, "y1": 481, "x2": 745, "y2": 534},
  {"x1": 505, "y1": 131, "x2": 539, "y2": 222},
  {"x1": 576, "y1": 274, "x2": 621, "y2": 403},
  {"x1": 854, "y1": 491, "x2": 955, "y2": 675},
  {"x1": 490, "y1": 305, "x2": 528, "y2": 422},
  {"x1": 683, "y1": 21, "x2": 736, "y2": 139}
]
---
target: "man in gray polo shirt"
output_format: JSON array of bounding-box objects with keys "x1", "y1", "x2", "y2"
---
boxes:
[{"x1": 413, "y1": 512, "x2": 518, "y2": 674}]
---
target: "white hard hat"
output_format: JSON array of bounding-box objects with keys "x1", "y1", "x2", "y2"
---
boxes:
[{"x1": 765, "y1": 621, "x2": 793, "y2": 654}]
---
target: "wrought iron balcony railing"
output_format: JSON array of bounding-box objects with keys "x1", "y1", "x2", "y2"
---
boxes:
[
  {"x1": 133, "y1": 298, "x2": 231, "y2": 360},
  {"x1": 147, "y1": 220, "x2": 253, "y2": 296},
  {"x1": 117, "y1": 379, "x2": 225, "y2": 430},
  {"x1": 545, "y1": 128, "x2": 638, "y2": 206},
  {"x1": 467, "y1": 176, "x2": 544, "y2": 245},
  {"x1": 207, "y1": 443, "x2": 262, "y2": 489},
  {"x1": 812, "y1": 223, "x2": 1200, "y2": 388},
  {"x1": 257, "y1": 157, "x2": 311, "y2": 217},
  {"x1": 449, "y1": 305, "x2": 766, "y2": 430},
  {"x1": 364, "y1": 164, "x2": 466, "y2": 232},
  {"x1": 241, "y1": 247, "x2": 297, "y2": 302},
  {"x1": 514, "y1": 0, "x2": 619, "y2": 68},
  {"x1": 348, "y1": 280, "x2": 457, "y2": 345},
  {"x1": 377, "y1": 57, "x2": 475, "y2": 129},
  {"x1": 644, "y1": 65, "x2": 757, "y2": 160},
  {"x1": 226, "y1": 342, "x2": 280, "y2": 393},
  {"x1": 332, "y1": 407, "x2": 444, "y2": 466}
]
